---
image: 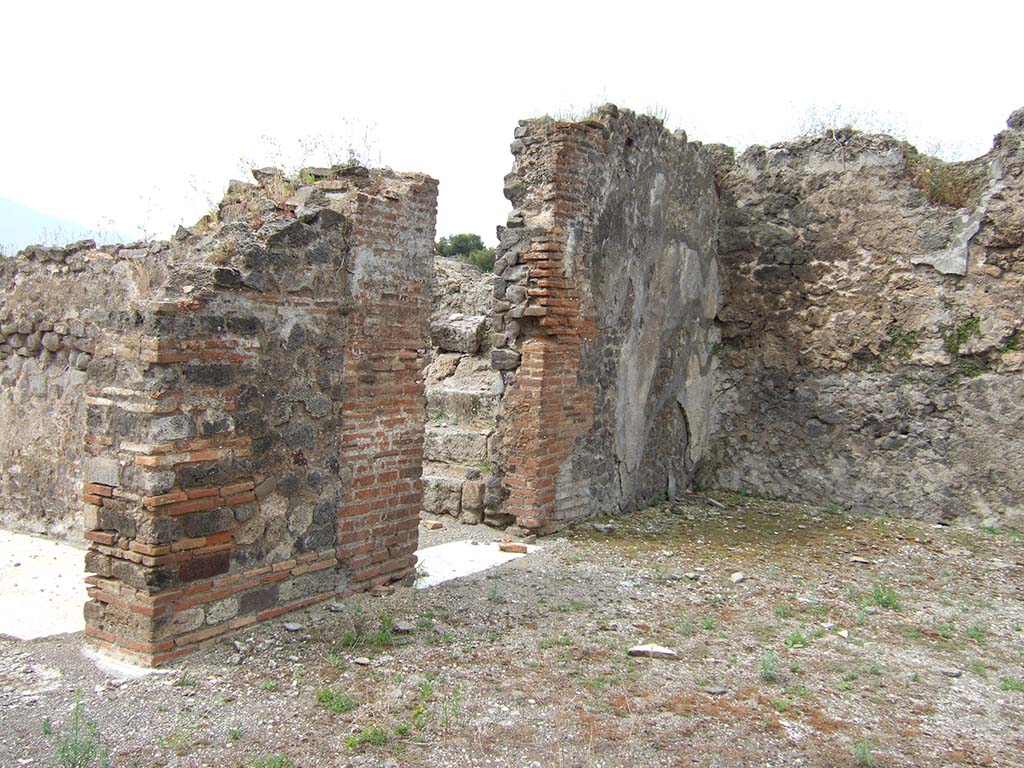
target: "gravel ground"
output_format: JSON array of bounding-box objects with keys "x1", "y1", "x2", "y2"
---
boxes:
[{"x1": 2, "y1": 492, "x2": 1023, "y2": 767}]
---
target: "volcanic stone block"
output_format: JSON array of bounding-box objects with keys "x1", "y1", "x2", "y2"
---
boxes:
[
  {"x1": 179, "y1": 552, "x2": 230, "y2": 582},
  {"x1": 431, "y1": 315, "x2": 486, "y2": 354}
]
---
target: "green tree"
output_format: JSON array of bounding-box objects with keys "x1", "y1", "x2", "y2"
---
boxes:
[
  {"x1": 435, "y1": 233, "x2": 495, "y2": 272},
  {"x1": 436, "y1": 233, "x2": 484, "y2": 257},
  {"x1": 463, "y1": 248, "x2": 495, "y2": 271}
]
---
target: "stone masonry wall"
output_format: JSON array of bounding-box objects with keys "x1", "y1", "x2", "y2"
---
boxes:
[
  {"x1": 1, "y1": 165, "x2": 436, "y2": 664},
  {"x1": 699, "y1": 110, "x2": 1024, "y2": 527},
  {"x1": 421, "y1": 258, "x2": 504, "y2": 526},
  {"x1": 492, "y1": 107, "x2": 720, "y2": 532},
  {"x1": 1, "y1": 241, "x2": 172, "y2": 538}
]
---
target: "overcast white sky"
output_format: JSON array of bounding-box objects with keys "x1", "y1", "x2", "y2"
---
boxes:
[{"x1": 2, "y1": 1, "x2": 1022, "y2": 247}]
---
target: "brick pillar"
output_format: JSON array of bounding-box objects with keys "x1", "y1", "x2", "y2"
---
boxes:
[
  {"x1": 493, "y1": 126, "x2": 605, "y2": 532},
  {"x1": 80, "y1": 171, "x2": 437, "y2": 664},
  {"x1": 82, "y1": 207, "x2": 353, "y2": 664},
  {"x1": 82, "y1": 309, "x2": 265, "y2": 665},
  {"x1": 336, "y1": 175, "x2": 438, "y2": 590}
]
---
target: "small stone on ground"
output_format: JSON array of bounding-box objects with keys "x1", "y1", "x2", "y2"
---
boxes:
[{"x1": 627, "y1": 643, "x2": 678, "y2": 660}]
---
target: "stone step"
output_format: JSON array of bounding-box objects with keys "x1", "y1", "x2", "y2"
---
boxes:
[
  {"x1": 423, "y1": 423, "x2": 492, "y2": 466},
  {"x1": 422, "y1": 464, "x2": 487, "y2": 523},
  {"x1": 422, "y1": 460, "x2": 475, "y2": 480},
  {"x1": 422, "y1": 473, "x2": 463, "y2": 518},
  {"x1": 425, "y1": 386, "x2": 500, "y2": 426}
]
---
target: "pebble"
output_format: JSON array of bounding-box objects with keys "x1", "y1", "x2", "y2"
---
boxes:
[
  {"x1": 393, "y1": 620, "x2": 416, "y2": 635},
  {"x1": 283, "y1": 622, "x2": 303, "y2": 632},
  {"x1": 422, "y1": 520, "x2": 444, "y2": 530},
  {"x1": 591, "y1": 523, "x2": 616, "y2": 534},
  {"x1": 730, "y1": 571, "x2": 747, "y2": 584},
  {"x1": 940, "y1": 668, "x2": 963, "y2": 678},
  {"x1": 850, "y1": 556, "x2": 872, "y2": 564},
  {"x1": 702, "y1": 686, "x2": 729, "y2": 696},
  {"x1": 353, "y1": 657, "x2": 371, "y2": 666},
  {"x1": 627, "y1": 643, "x2": 678, "y2": 660}
]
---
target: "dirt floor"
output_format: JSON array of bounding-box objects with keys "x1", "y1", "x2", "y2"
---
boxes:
[{"x1": 2, "y1": 492, "x2": 1023, "y2": 767}]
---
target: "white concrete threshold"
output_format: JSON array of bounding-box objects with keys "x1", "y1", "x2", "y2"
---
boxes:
[{"x1": 413, "y1": 540, "x2": 537, "y2": 589}]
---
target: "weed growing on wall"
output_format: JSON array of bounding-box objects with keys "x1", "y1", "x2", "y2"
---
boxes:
[
  {"x1": 884, "y1": 326, "x2": 919, "y2": 360},
  {"x1": 906, "y1": 149, "x2": 982, "y2": 208}
]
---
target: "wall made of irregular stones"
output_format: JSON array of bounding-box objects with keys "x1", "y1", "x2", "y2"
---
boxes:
[
  {"x1": 0, "y1": 242, "x2": 171, "y2": 538},
  {"x1": 492, "y1": 107, "x2": 720, "y2": 532},
  {"x1": 700, "y1": 111, "x2": 1024, "y2": 526}
]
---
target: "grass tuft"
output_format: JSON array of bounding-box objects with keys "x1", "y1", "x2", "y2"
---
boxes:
[
  {"x1": 758, "y1": 652, "x2": 782, "y2": 684},
  {"x1": 345, "y1": 726, "x2": 388, "y2": 750},
  {"x1": 1000, "y1": 676, "x2": 1024, "y2": 692},
  {"x1": 863, "y1": 583, "x2": 901, "y2": 611},
  {"x1": 852, "y1": 737, "x2": 881, "y2": 767},
  {"x1": 50, "y1": 695, "x2": 110, "y2": 768},
  {"x1": 316, "y1": 687, "x2": 355, "y2": 714},
  {"x1": 246, "y1": 755, "x2": 294, "y2": 768}
]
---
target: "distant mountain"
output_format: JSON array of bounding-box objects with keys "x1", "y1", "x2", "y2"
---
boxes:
[{"x1": 0, "y1": 196, "x2": 124, "y2": 255}]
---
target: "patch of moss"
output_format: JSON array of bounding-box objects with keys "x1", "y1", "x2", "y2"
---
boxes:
[
  {"x1": 943, "y1": 316, "x2": 981, "y2": 355},
  {"x1": 884, "y1": 326, "x2": 918, "y2": 360}
]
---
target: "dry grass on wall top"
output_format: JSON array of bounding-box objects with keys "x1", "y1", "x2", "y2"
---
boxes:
[{"x1": 904, "y1": 148, "x2": 984, "y2": 209}]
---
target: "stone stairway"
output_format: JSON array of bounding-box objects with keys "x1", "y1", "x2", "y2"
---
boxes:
[{"x1": 422, "y1": 257, "x2": 506, "y2": 525}]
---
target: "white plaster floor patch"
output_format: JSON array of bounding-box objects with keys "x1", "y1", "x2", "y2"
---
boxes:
[
  {"x1": 81, "y1": 646, "x2": 167, "y2": 679},
  {"x1": 0, "y1": 531, "x2": 87, "y2": 639},
  {"x1": 414, "y1": 540, "x2": 537, "y2": 589}
]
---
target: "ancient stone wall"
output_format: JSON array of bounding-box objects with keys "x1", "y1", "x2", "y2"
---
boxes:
[
  {"x1": 421, "y1": 257, "x2": 503, "y2": 525},
  {"x1": 491, "y1": 107, "x2": 720, "y2": 532},
  {"x1": 1, "y1": 165, "x2": 436, "y2": 664},
  {"x1": 699, "y1": 110, "x2": 1024, "y2": 526},
  {"x1": 5, "y1": 106, "x2": 1023, "y2": 663},
  {"x1": 0, "y1": 242, "x2": 172, "y2": 537}
]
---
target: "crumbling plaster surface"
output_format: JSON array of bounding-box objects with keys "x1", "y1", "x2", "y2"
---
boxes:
[{"x1": 573, "y1": 121, "x2": 720, "y2": 513}]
